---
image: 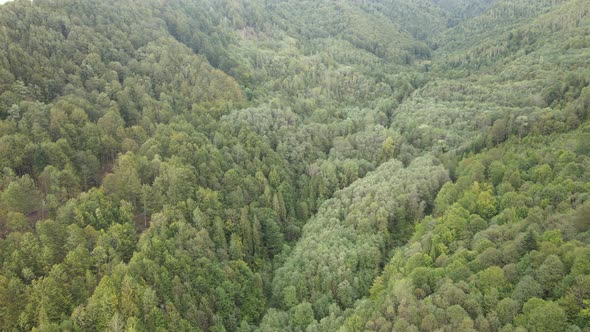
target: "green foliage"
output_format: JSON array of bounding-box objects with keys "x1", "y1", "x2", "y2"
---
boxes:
[
  {"x1": 0, "y1": 0, "x2": 589, "y2": 330},
  {"x1": 574, "y1": 201, "x2": 590, "y2": 232},
  {"x1": 341, "y1": 129, "x2": 590, "y2": 331},
  {"x1": 261, "y1": 157, "x2": 448, "y2": 330},
  {"x1": 1, "y1": 175, "x2": 41, "y2": 215}
]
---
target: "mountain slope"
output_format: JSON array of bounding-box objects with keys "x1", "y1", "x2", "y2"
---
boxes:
[
  {"x1": 259, "y1": 156, "x2": 448, "y2": 330},
  {"x1": 0, "y1": 0, "x2": 446, "y2": 330},
  {"x1": 342, "y1": 127, "x2": 590, "y2": 331},
  {"x1": 0, "y1": 0, "x2": 589, "y2": 331}
]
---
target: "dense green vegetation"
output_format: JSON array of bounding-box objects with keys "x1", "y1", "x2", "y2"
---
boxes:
[
  {"x1": 343, "y1": 130, "x2": 590, "y2": 331},
  {"x1": 0, "y1": 0, "x2": 588, "y2": 331}
]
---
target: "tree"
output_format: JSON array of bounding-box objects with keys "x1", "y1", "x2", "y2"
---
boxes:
[
  {"x1": 229, "y1": 234, "x2": 245, "y2": 261},
  {"x1": 496, "y1": 298, "x2": 520, "y2": 325},
  {"x1": 1, "y1": 175, "x2": 41, "y2": 216},
  {"x1": 512, "y1": 276, "x2": 543, "y2": 304},
  {"x1": 537, "y1": 255, "x2": 565, "y2": 295},
  {"x1": 525, "y1": 301, "x2": 568, "y2": 332},
  {"x1": 488, "y1": 118, "x2": 509, "y2": 146},
  {"x1": 153, "y1": 161, "x2": 197, "y2": 206},
  {"x1": 574, "y1": 201, "x2": 590, "y2": 232},
  {"x1": 102, "y1": 153, "x2": 142, "y2": 207},
  {"x1": 75, "y1": 276, "x2": 119, "y2": 331},
  {"x1": 488, "y1": 161, "x2": 506, "y2": 186},
  {"x1": 106, "y1": 222, "x2": 138, "y2": 262},
  {"x1": 289, "y1": 302, "x2": 315, "y2": 330},
  {"x1": 447, "y1": 305, "x2": 472, "y2": 329},
  {"x1": 434, "y1": 182, "x2": 459, "y2": 216},
  {"x1": 0, "y1": 276, "x2": 26, "y2": 330},
  {"x1": 575, "y1": 134, "x2": 590, "y2": 155},
  {"x1": 261, "y1": 216, "x2": 283, "y2": 257},
  {"x1": 477, "y1": 190, "x2": 497, "y2": 220},
  {"x1": 478, "y1": 267, "x2": 508, "y2": 292},
  {"x1": 283, "y1": 286, "x2": 298, "y2": 309}
]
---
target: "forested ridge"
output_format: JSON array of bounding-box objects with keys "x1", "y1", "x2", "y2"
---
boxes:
[{"x1": 0, "y1": 0, "x2": 589, "y2": 331}]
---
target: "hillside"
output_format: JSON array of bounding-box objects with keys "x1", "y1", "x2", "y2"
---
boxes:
[
  {"x1": 0, "y1": 0, "x2": 589, "y2": 331},
  {"x1": 343, "y1": 128, "x2": 590, "y2": 331}
]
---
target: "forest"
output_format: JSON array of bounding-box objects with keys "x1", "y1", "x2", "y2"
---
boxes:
[{"x1": 0, "y1": 0, "x2": 589, "y2": 331}]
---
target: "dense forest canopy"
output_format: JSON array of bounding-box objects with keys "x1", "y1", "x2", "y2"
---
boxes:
[{"x1": 0, "y1": 0, "x2": 589, "y2": 331}]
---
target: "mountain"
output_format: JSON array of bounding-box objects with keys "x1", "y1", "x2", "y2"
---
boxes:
[{"x1": 0, "y1": 0, "x2": 589, "y2": 331}]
